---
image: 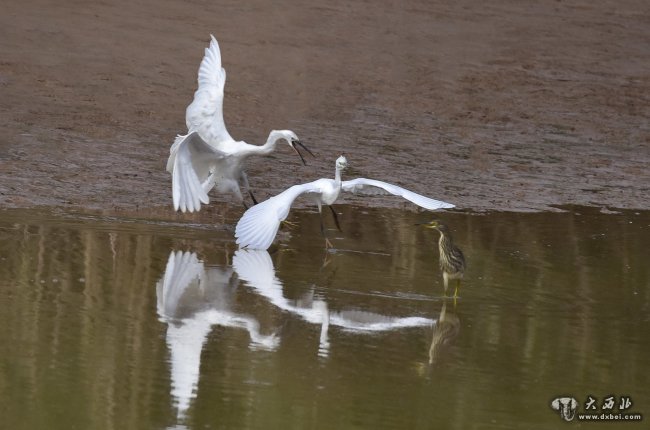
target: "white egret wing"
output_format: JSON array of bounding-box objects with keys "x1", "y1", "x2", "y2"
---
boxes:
[
  {"x1": 170, "y1": 131, "x2": 228, "y2": 213},
  {"x1": 185, "y1": 35, "x2": 234, "y2": 146},
  {"x1": 342, "y1": 178, "x2": 455, "y2": 210},
  {"x1": 235, "y1": 181, "x2": 324, "y2": 250},
  {"x1": 232, "y1": 249, "x2": 278, "y2": 291},
  {"x1": 156, "y1": 251, "x2": 204, "y2": 319}
]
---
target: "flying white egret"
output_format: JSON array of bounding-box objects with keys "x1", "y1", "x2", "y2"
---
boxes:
[
  {"x1": 235, "y1": 156, "x2": 455, "y2": 250},
  {"x1": 166, "y1": 35, "x2": 314, "y2": 213}
]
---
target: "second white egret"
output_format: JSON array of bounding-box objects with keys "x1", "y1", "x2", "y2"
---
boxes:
[{"x1": 235, "y1": 156, "x2": 455, "y2": 250}]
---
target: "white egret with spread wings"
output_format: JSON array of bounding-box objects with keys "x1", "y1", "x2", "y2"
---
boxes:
[
  {"x1": 166, "y1": 35, "x2": 313, "y2": 212},
  {"x1": 235, "y1": 156, "x2": 455, "y2": 250}
]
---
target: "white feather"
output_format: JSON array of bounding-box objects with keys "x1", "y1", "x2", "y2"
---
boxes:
[
  {"x1": 234, "y1": 157, "x2": 455, "y2": 250},
  {"x1": 166, "y1": 36, "x2": 307, "y2": 212},
  {"x1": 342, "y1": 178, "x2": 455, "y2": 210},
  {"x1": 171, "y1": 132, "x2": 227, "y2": 212},
  {"x1": 185, "y1": 35, "x2": 233, "y2": 145},
  {"x1": 235, "y1": 182, "x2": 323, "y2": 250}
]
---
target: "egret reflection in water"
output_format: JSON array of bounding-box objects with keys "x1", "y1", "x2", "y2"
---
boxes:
[
  {"x1": 232, "y1": 249, "x2": 436, "y2": 357},
  {"x1": 157, "y1": 248, "x2": 443, "y2": 419},
  {"x1": 156, "y1": 251, "x2": 279, "y2": 419}
]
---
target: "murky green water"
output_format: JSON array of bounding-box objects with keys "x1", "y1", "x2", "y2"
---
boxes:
[{"x1": 0, "y1": 207, "x2": 648, "y2": 429}]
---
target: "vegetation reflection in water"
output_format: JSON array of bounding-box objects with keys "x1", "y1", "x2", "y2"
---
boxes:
[{"x1": 0, "y1": 206, "x2": 648, "y2": 429}]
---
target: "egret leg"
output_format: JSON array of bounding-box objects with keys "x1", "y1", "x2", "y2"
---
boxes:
[
  {"x1": 231, "y1": 186, "x2": 249, "y2": 210},
  {"x1": 328, "y1": 206, "x2": 342, "y2": 232},
  {"x1": 248, "y1": 190, "x2": 258, "y2": 205},
  {"x1": 319, "y1": 208, "x2": 334, "y2": 249},
  {"x1": 240, "y1": 171, "x2": 258, "y2": 206}
]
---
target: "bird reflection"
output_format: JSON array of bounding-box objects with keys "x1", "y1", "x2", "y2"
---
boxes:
[
  {"x1": 156, "y1": 251, "x2": 278, "y2": 420},
  {"x1": 232, "y1": 249, "x2": 434, "y2": 357},
  {"x1": 428, "y1": 301, "x2": 460, "y2": 365}
]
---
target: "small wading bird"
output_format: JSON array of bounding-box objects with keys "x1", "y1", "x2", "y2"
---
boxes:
[
  {"x1": 235, "y1": 156, "x2": 455, "y2": 250},
  {"x1": 166, "y1": 35, "x2": 313, "y2": 212},
  {"x1": 417, "y1": 220, "x2": 466, "y2": 298}
]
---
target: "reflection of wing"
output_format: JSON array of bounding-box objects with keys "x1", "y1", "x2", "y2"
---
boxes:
[
  {"x1": 168, "y1": 131, "x2": 228, "y2": 213},
  {"x1": 234, "y1": 249, "x2": 329, "y2": 355},
  {"x1": 232, "y1": 249, "x2": 278, "y2": 289},
  {"x1": 157, "y1": 251, "x2": 204, "y2": 319},
  {"x1": 233, "y1": 249, "x2": 323, "y2": 323},
  {"x1": 331, "y1": 310, "x2": 434, "y2": 332},
  {"x1": 166, "y1": 314, "x2": 213, "y2": 419},
  {"x1": 185, "y1": 35, "x2": 234, "y2": 146},
  {"x1": 342, "y1": 178, "x2": 454, "y2": 210},
  {"x1": 235, "y1": 181, "x2": 325, "y2": 250},
  {"x1": 156, "y1": 249, "x2": 277, "y2": 420},
  {"x1": 233, "y1": 249, "x2": 435, "y2": 331}
]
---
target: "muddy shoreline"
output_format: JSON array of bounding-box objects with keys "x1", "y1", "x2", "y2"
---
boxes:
[{"x1": 0, "y1": 0, "x2": 648, "y2": 219}]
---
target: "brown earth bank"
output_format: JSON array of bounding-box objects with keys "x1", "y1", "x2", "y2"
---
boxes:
[{"x1": 0, "y1": 0, "x2": 648, "y2": 220}]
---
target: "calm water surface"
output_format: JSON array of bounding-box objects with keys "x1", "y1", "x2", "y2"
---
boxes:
[{"x1": 0, "y1": 207, "x2": 648, "y2": 429}]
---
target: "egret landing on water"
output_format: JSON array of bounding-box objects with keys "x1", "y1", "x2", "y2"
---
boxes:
[
  {"x1": 417, "y1": 220, "x2": 466, "y2": 298},
  {"x1": 166, "y1": 35, "x2": 314, "y2": 213},
  {"x1": 235, "y1": 156, "x2": 455, "y2": 250}
]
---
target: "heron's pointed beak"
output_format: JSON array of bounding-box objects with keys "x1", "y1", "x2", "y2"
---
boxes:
[
  {"x1": 415, "y1": 222, "x2": 437, "y2": 229},
  {"x1": 291, "y1": 140, "x2": 315, "y2": 166}
]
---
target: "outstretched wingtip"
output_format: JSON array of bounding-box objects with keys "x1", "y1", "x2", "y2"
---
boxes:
[{"x1": 428, "y1": 201, "x2": 455, "y2": 211}]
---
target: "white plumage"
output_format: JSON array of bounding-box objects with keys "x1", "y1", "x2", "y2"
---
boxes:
[
  {"x1": 235, "y1": 156, "x2": 455, "y2": 250},
  {"x1": 167, "y1": 35, "x2": 313, "y2": 212}
]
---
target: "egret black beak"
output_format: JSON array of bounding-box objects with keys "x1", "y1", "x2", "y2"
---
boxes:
[{"x1": 291, "y1": 140, "x2": 315, "y2": 166}]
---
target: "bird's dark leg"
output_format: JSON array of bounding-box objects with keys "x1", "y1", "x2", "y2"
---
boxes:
[
  {"x1": 328, "y1": 206, "x2": 342, "y2": 232},
  {"x1": 248, "y1": 190, "x2": 258, "y2": 205}
]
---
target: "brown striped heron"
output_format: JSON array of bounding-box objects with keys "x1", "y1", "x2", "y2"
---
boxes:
[{"x1": 418, "y1": 220, "x2": 466, "y2": 298}]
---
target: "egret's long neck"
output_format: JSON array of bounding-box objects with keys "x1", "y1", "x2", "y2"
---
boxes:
[
  {"x1": 242, "y1": 132, "x2": 281, "y2": 158},
  {"x1": 334, "y1": 165, "x2": 343, "y2": 186},
  {"x1": 257, "y1": 134, "x2": 280, "y2": 155}
]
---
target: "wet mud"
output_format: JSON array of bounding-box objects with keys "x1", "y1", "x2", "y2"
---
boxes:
[{"x1": 0, "y1": 0, "x2": 648, "y2": 217}]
